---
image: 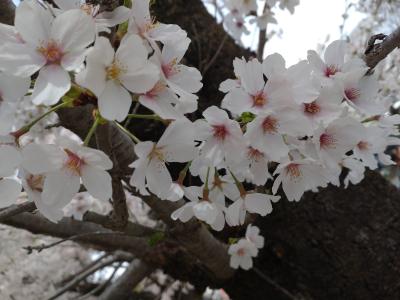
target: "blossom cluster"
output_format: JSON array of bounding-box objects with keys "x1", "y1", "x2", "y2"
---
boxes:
[
  {"x1": 228, "y1": 224, "x2": 264, "y2": 269},
  {"x1": 0, "y1": 0, "x2": 399, "y2": 272},
  {"x1": 208, "y1": 0, "x2": 300, "y2": 44}
]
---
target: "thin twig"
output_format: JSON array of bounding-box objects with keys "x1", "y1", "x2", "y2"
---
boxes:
[
  {"x1": 74, "y1": 262, "x2": 123, "y2": 300},
  {"x1": 253, "y1": 267, "x2": 298, "y2": 300},
  {"x1": 48, "y1": 252, "x2": 133, "y2": 300},
  {"x1": 257, "y1": 2, "x2": 270, "y2": 60},
  {"x1": 58, "y1": 253, "x2": 110, "y2": 286},
  {"x1": 24, "y1": 231, "x2": 124, "y2": 254},
  {"x1": 202, "y1": 34, "x2": 228, "y2": 76},
  {"x1": 0, "y1": 201, "x2": 36, "y2": 222}
]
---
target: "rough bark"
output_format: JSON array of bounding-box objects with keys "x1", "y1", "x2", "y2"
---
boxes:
[{"x1": 0, "y1": 0, "x2": 15, "y2": 26}]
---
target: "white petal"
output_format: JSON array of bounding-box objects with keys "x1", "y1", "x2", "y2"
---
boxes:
[
  {"x1": 0, "y1": 145, "x2": 21, "y2": 177},
  {"x1": 98, "y1": 80, "x2": 131, "y2": 121},
  {"x1": 0, "y1": 43, "x2": 45, "y2": 77},
  {"x1": 15, "y1": 0, "x2": 52, "y2": 47},
  {"x1": 32, "y1": 65, "x2": 71, "y2": 105},
  {"x1": 245, "y1": 193, "x2": 273, "y2": 216},
  {"x1": 0, "y1": 178, "x2": 21, "y2": 207},
  {"x1": 51, "y1": 10, "x2": 95, "y2": 51},
  {"x1": 81, "y1": 165, "x2": 112, "y2": 201},
  {"x1": 42, "y1": 170, "x2": 80, "y2": 205},
  {"x1": 0, "y1": 74, "x2": 30, "y2": 101},
  {"x1": 22, "y1": 143, "x2": 66, "y2": 174},
  {"x1": 146, "y1": 159, "x2": 172, "y2": 198}
]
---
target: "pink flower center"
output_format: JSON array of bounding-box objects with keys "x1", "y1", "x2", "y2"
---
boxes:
[
  {"x1": 37, "y1": 40, "x2": 64, "y2": 65},
  {"x1": 345, "y1": 87, "x2": 361, "y2": 102},
  {"x1": 357, "y1": 141, "x2": 369, "y2": 151},
  {"x1": 80, "y1": 4, "x2": 99, "y2": 17},
  {"x1": 262, "y1": 116, "x2": 278, "y2": 134},
  {"x1": 304, "y1": 101, "x2": 320, "y2": 115},
  {"x1": 285, "y1": 163, "x2": 301, "y2": 179},
  {"x1": 236, "y1": 20, "x2": 244, "y2": 28},
  {"x1": 212, "y1": 125, "x2": 229, "y2": 141},
  {"x1": 145, "y1": 81, "x2": 167, "y2": 98},
  {"x1": 247, "y1": 147, "x2": 264, "y2": 161},
  {"x1": 148, "y1": 145, "x2": 165, "y2": 162},
  {"x1": 64, "y1": 149, "x2": 85, "y2": 175},
  {"x1": 252, "y1": 92, "x2": 267, "y2": 108},
  {"x1": 324, "y1": 65, "x2": 339, "y2": 77},
  {"x1": 237, "y1": 248, "x2": 245, "y2": 257},
  {"x1": 26, "y1": 174, "x2": 44, "y2": 193},
  {"x1": 319, "y1": 133, "x2": 336, "y2": 149},
  {"x1": 162, "y1": 58, "x2": 179, "y2": 78}
]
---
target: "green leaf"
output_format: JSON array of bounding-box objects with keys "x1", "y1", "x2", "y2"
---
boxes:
[{"x1": 148, "y1": 231, "x2": 165, "y2": 247}]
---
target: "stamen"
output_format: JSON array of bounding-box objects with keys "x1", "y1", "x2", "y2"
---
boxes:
[
  {"x1": 286, "y1": 163, "x2": 301, "y2": 179},
  {"x1": 304, "y1": 101, "x2": 321, "y2": 115},
  {"x1": 212, "y1": 125, "x2": 229, "y2": 141},
  {"x1": 37, "y1": 40, "x2": 64, "y2": 64},
  {"x1": 319, "y1": 133, "x2": 337, "y2": 149},
  {"x1": 262, "y1": 116, "x2": 278, "y2": 134},
  {"x1": 64, "y1": 149, "x2": 85, "y2": 175}
]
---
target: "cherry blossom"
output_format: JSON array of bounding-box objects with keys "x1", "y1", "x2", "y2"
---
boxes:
[
  {"x1": 194, "y1": 106, "x2": 246, "y2": 167},
  {"x1": 53, "y1": 0, "x2": 131, "y2": 33},
  {"x1": 21, "y1": 140, "x2": 113, "y2": 208},
  {"x1": 227, "y1": 193, "x2": 280, "y2": 226},
  {"x1": 0, "y1": 1, "x2": 96, "y2": 105},
  {"x1": 245, "y1": 224, "x2": 264, "y2": 249},
  {"x1": 272, "y1": 159, "x2": 328, "y2": 202},
  {"x1": 130, "y1": 119, "x2": 197, "y2": 198},
  {"x1": 228, "y1": 239, "x2": 258, "y2": 270},
  {"x1": 76, "y1": 35, "x2": 159, "y2": 121}
]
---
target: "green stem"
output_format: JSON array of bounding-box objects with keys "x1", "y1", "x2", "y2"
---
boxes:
[
  {"x1": 83, "y1": 115, "x2": 101, "y2": 146},
  {"x1": 14, "y1": 100, "x2": 72, "y2": 138},
  {"x1": 114, "y1": 122, "x2": 141, "y2": 144},
  {"x1": 229, "y1": 169, "x2": 246, "y2": 197},
  {"x1": 127, "y1": 114, "x2": 163, "y2": 122}
]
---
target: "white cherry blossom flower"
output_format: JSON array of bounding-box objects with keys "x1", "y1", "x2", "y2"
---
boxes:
[
  {"x1": 245, "y1": 224, "x2": 264, "y2": 249},
  {"x1": 227, "y1": 193, "x2": 280, "y2": 226},
  {"x1": 272, "y1": 159, "x2": 328, "y2": 202},
  {"x1": 307, "y1": 40, "x2": 366, "y2": 85},
  {"x1": 337, "y1": 71, "x2": 387, "y2": 116},
  {"x1": 21, "y1": 141, "x2": 113, "y2": 206},
  {"x1": 311, "y1": 117, "x2": 363, "y2": 167},
  {"x1": 262, "y1": 54, "x2": 320, "y2": 105},
  {"x1": 129, "y1": 119, "x2": 197, "y2": 198},
  {"x1": 128, "y1": 0, "x2": 187, "y2": 45},
  {"x1": 228, "y1": 239, "x2": 258, "y2": 270},
  {"x1": 76, "y1": 35, "x2": 159, "y2": 121},
  {"x1": 54, "y1": 0, "x2": 131, "y2": 33},
  {"x1": 152, "y1": 37, "x2": 202, "y2": 102},
  {"x1": 0, "y1": 1, "x2": 96, "y2": 105},
  {"x1": 194, "y1": 106, "x2": 246, "y2": 167},
  {"x1": 20, "y1": 170, "x2": 64, "y2": 223}
]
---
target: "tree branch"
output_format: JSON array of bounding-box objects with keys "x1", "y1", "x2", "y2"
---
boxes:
[
  {"x1": 0, "y1": 201, "x2": 36, "y2": 222},
  {"x1": 99, "y1": 260, "x2": 154, "y2": 300},
  {"x1": 364, "y1": 26, "x2": 400, "y2": 69},
  {"x1": 2, "y1": 212, "x2": 151, "y2": 254},
  {"x1": 48, "y1": 251, "x2": 133, "y2": 300}
]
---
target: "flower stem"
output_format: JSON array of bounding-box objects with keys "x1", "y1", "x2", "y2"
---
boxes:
[
  {"x1": 83, "y1": 113, "x2": 101, "y2": 146},
  {"x1": 127, "y1": 114, "x2": 163, "y2": 122},
  {"x1": 114, "y1": 122, "x2": 141, "y2": 144},
  {"x1": 13, "y1": 100, "x2": 72, "y2": 139}
]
